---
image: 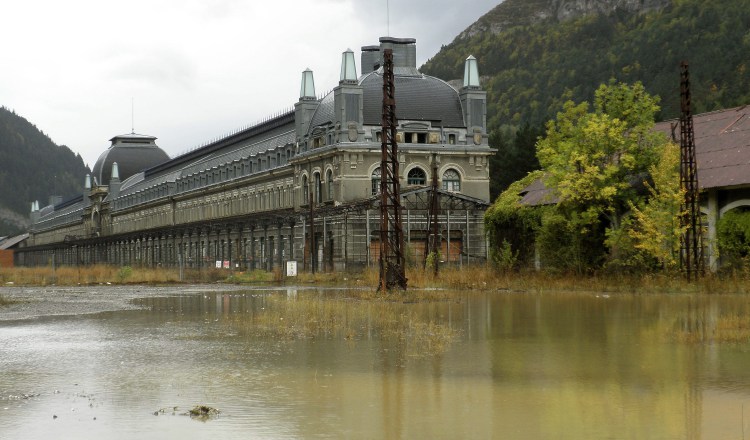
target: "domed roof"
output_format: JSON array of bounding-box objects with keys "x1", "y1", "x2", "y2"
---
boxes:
[
  {"x1": 91, "y1": 133, "x2": 170, "y2": 186},
  {"x1": 308, "y1": 71, "x2": 465, "y2": 134}
]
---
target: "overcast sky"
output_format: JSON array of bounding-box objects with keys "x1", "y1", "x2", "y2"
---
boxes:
[{"x1": 1, "y1": 0, "x2": 499, "y2": 168}]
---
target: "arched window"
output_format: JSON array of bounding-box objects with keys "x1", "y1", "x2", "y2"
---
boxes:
[
  {"x1": 326, "y1": 169, "x2": 333, "y2": 201},
  {"x1": 371, "y1": 167, "x2": 381, "y2": 195},
  {"x1": 407, "y1": 167, "x2": 426, "y2": 186},
  {"x1": 314, "y1": 172, "x2": 322, "y2": 204},
  {"x1": 442, "y1": 169, "x2": 461, "y2": 192},
  {"x1": 302, "y1": 175, "x2": 309, "y2": 204}
]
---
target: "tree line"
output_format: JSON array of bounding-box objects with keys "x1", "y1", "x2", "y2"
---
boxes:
[{"x1": 0, "y1": 107, "x2": 89, "y2": 236}]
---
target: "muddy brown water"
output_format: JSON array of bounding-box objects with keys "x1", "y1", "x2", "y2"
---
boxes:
[{"x1": 2, "y1": 286, "x2": 750, "y2": 439}]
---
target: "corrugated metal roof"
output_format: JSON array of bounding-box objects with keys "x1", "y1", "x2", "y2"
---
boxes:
[
  {"x1": 654, "y1": 105, "x2": 750, "y2": 189},
  {"x1": 519, "y1": 177, "x2": 558, "y2": 206},
  {"x1": 520, "y1": 105, "x2": 750, "y2": 206},
  {"x1": 0, "y1": 233, "x2": 29, "y2": 250}
]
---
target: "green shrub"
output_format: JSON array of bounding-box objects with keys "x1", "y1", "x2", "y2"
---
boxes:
[{"x1": 117, "y1": 266, "x2": 133, "y2": 283}]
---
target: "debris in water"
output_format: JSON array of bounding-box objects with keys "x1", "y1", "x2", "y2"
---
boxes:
[{"x1": 185, "y1": 405, "x2": 220, "y2": 420}]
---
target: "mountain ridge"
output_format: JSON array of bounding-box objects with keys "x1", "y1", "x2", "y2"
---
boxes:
[
  {"x1": 423, "y1": 0, "x2": 749, "y2": 130},
  {"x1": 459, "y1": 0, "x2": 670, "y2": 39},
  {"x1": 0, "y1": 106, "x2": 90, "y2": 236}
]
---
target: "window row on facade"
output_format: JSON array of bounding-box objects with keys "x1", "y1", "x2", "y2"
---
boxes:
[
  {"x1": 370, "y1": 167, "x2": 461, "y2": 195},
  {"x1": 115, "y1": 144, "x2": 296, "y2": 211}
]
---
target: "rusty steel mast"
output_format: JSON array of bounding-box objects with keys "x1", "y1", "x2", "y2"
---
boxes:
[
  {"x1": 424, "y1": 154, "x2": 440, "y2": 276},
  {"x1": 378, "y1": 49, "x2": 407, "y2": 291},
  {"x1": 679, "y1": 61, "x2": 704, "y2": 281}
]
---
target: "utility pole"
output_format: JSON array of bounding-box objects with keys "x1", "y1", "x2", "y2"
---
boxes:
[
  {"x1": 378, "y1": 49, "x2": 407, "y2": 291},
  {"x1": 425, "y1": 153, "x2": 440, "y2": 276},
  {"x1": 679, "y1": 61, "x2": 704, "y2": 281}
]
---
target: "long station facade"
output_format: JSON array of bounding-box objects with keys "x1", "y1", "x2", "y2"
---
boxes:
[{"x1": 18, "y1": 37, "x2": 493, "y2": 272}]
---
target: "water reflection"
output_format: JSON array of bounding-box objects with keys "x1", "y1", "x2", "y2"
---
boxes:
[{"x1": 2, "y1": 289, "x2": 750, "y2": 439}]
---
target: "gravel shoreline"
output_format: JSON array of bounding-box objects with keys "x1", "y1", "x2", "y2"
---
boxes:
[{"x1": 0, "y1": 284, "x2": 256, "y2": 321}]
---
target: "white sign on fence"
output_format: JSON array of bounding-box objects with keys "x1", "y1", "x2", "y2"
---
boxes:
[{"x1": 286, "y1": 261, "x2": 298, "y2": 277}]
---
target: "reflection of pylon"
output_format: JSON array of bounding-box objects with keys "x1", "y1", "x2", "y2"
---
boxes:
[
  {"x1": 378, "y1": 49, "x2": 407, "y2": 291},
  {"x1": 425, "y1": 154, "x2": 440, "y2": 276},
  {"x1": 679, "y1": 61, "x2": 704, "y2": 281}
]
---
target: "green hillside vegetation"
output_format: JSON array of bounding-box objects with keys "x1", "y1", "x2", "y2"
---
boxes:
[
  {"x1": 485, "y1": 82, "x2": 680, "y2": 274},
  {"x1": 422, "y1": 0, "x2": 750, "y2": 198},
  {"x1": 0, "y1": 106, "x2": 89, "y2": 236}
]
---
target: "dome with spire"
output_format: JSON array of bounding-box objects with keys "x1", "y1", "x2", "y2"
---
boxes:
[{"x1": 91, "y1": 133, "x2": 170, "y2": 186}]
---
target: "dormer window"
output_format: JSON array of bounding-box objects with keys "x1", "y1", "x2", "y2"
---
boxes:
[{"x1": 404, "y1": 132, "x2": 427, "y2": 144}]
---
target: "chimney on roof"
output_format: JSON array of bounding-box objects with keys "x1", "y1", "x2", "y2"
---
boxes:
[
  {"x1": 361, "y1": 37, "x2": 418, "y2": 75},
  {"x1": 360, "y1": 45, "x2": 380, "y2": 75},
  {"x1": 378, "y1": 37, "x2": 416, "y2": 69},
  {"x1": 48, "y1": 195, "x2": 62, "y2": 207}
]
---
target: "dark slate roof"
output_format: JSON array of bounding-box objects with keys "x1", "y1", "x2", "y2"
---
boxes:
[
  {"x1": 144, "y1": 112, "x2": 295, "y2": 178},
  {"x1": 308, "y1": 71, "x2": 465, "y2": 133},
  {"x1": 519, "y1": 177, "x2": 558, "y2": 206},
  {"x1": 92, "y1": 133, "x2": 170, "y2": 185},
  {"x1": 117, "y1": 128, "x2": 296, "y2": 197},
  {"x1": 34, "y1": 197, "x2": 85, "y2": 230},
  {"x1": 654, "y1": 105, "x2": 750, "y2": 189}
]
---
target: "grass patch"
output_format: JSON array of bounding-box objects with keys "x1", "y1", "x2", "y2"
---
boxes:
[
  {"x1": 2, "y1": 263, "x2": 750, "y2": 295},
  {"x1": 225, "y1": 293, "x2": 459, "y2": 358},
  {"x1": 225, "y1": 269, "x2": 277, "y2": 284},
  {"x1": 0, "y1": 294, "x2": 16, "y2": 307},
  {"x1": 0, "y1": 265, "x2": 227, "y2": 285},
  {"x1": 667, "y1": 314, "x2": 750, "y2": 344}
]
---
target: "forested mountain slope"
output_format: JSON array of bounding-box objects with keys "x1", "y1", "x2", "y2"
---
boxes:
[
  {"x1": 423, "y1": 0, "x2": 749, "y2": 148},
  {"x1": 0, "y1": 107, "x2": 89, "y2": 236}
]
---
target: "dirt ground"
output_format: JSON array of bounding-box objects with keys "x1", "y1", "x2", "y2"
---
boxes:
[{"x1": 0, "y1": 284, "x2": 252, "y2": 321}]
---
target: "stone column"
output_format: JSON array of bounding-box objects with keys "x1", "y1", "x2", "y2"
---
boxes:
[{"x1": 277, "y1": 223, "x2": 283, "y2": 268}]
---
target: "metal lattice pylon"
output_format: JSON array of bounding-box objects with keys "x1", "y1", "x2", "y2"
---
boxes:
[
  {"x1": 679, "y1": 61, "x2": 705, "y2": 281},
  {"x1": 424, "y1": 154, "x2": 440, "y2": 276},
  {"x1": 378, "y1": 49, "x2": 407, "y2": 291}
]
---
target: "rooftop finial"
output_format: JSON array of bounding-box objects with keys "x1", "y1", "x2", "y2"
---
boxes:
[
  {"x1": 463, "y1": 55, "x2": 480, "y2": 88},
  {"x1": 131, "y1": 98, "x2": 135, "y2": 134},
  {"x1": 340, "y1": 49, "x2": 358, "y2": 84},
  {"x1": 386, "y1": 0, "x2": 390, "y2": 36}
]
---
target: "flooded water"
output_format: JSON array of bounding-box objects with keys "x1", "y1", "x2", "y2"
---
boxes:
[{"x1": 3, "y1": 287, "x2": 750, "y2": 439}]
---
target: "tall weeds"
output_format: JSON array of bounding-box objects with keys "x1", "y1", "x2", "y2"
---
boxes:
[
  {"x1": 1, "y1": 264, "x2": 749, "y2": 295},
  {"x1": 225, "y1": 294, "x2": 459, "y2": 357}
]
